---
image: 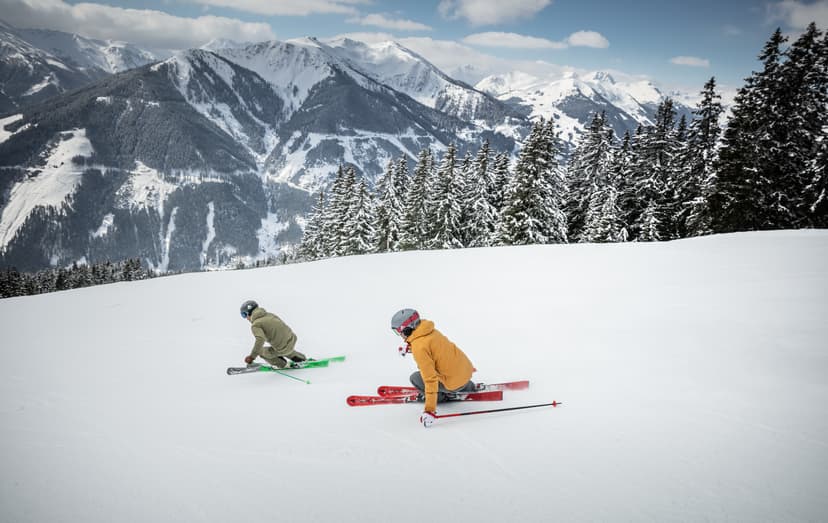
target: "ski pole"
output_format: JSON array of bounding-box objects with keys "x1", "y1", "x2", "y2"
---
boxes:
[
  {"x1": 271, "y1": 368, "x2": 311, "y2": 384},
  {"x1": 434, "y1": 401, "x2": 561, "y2": 419}
]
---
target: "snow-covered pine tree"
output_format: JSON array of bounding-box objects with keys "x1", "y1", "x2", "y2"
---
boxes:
[
  {"x1": 297, "y1": 191, "x2": 326, "y2": 260},
  {"x1": 342, "y1": 177, "x2": 377, "y2": 256},
  {"x1": 629, "y1": 99, "x2": 679, "y2": 240},
  {"x1": 321, "y1": 166, "x2": 355, "y2": 256},
  {"x1": 496, "y1": 118, "x2": 567, "y2": 245},
  {"x1": 374, "y1": 159, "x2": 406, "y2": 252},
  {"x1": 426, "y1": 144, "x2": 465, "y2": 249},
  {"x1": 464, "y1": 141, "x2": 499, "y2": 247},
  {"x1": 321, "y1": 165, "x2": 352, "y2": 258},
  {"x1": 638, "y1": 200, "x2": 662, "y2": 242},
  {"x1": 805, "y1": 31, "x2": 828, "y2": 227},
  {"x1": 710, "y1": 29, "x2": 787, "y2": 233},
  {"x1": 565, "y1": 111, "x2": 616, "y2": 241},
  {"x1": 490, "y1": 151, "x2": 511, "y2": 214},
  {"x1": 616, "y1": 125, "x2": 646, "y2": 237},
  {"x1": 399, "y1": 148, "x2": 433, "y2": 250},
  {"x1": 457, "y1": 150, "x2": 476, "y2": 247},
  {"x1": 582, "y1": 184, "x2": 628, "y2": 242},
  {"x1": 394, "y1": 156, "x2": 410, "y2": 202},
  {"x1": 776, "y1": 23, "x2": 828, "y2": 227},
  {"x1": 682, "y1": 77, "x2": 724, "y2": 237}
]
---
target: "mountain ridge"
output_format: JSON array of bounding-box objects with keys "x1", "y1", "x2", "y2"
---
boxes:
[{"x1": 0, "y1": 21, "x2": 697, "y2": 273}]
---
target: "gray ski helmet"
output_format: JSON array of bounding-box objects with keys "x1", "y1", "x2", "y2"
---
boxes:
[
  {"x1": 240, "y1": 300, "x2": 258, "y2": 318},
  {"x1": 391, "y1": 308, "x2": 420, "y2": 337}
]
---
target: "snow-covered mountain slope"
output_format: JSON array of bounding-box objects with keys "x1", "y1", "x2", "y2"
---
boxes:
[
  {"x1": 15, "y1": 27, "x2": 159, "y2": 74},
  {"x1": 0, "y1": 42, "x2": 520, "y2": 272},
  {"x1": 0, "y1": 20, "x2": 160, "y2": 113},
  {"x1": 477, "y1": 70, "x2": 695, "y2": 146},
  {"x1": 1, "y1": 230, "x2": 827, "y2": 522},
  {"x1": 160, "y1": 49, "x2": 286, "y2": 161},
  {"x1": 323, "y1": 37, "x2": 518, "y2": 126},
  {"x1": 0, "y1": 23, "x2": 107, "y2": 112},
  {"x1": 0, "y1": 60, "x2": 296, "y2": 273}
]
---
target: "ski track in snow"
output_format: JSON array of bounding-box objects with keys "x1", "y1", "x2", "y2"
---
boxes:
[{"x1": 0, "y1": 230, "x2": 827, "y2": 522}]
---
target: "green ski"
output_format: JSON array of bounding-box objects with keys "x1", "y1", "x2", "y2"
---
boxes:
[{"x1": 226, "y1": 356, "x2": 345, "y2": 375}]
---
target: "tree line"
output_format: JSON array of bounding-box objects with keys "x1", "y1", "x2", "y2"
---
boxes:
[
  {"x1": 0, "y1": 258, "x2": 154, "y2": 299},
  {"x1": 297, "y1": 24, "x2": 827, "y2": 259}
]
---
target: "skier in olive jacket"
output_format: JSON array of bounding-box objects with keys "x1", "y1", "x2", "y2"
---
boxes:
[
  {"x1": 240, "y1": 300, "x2": 307, "y2": 368},
  {"x1": 391, "y1": 308, "x2": 476, "y2": 427}
]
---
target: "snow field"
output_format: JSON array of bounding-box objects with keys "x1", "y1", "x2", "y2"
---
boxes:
[{"x1": 1, "y1": 230, "x2": 827, "y2": 522}]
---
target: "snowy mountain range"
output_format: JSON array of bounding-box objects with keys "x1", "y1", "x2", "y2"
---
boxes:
[
  {"x1": 476, "y1": 70, "x2": 696, "y2": 145},
  {"x1": 0, "y1": 21, "x2": 695, "y2": 273}
]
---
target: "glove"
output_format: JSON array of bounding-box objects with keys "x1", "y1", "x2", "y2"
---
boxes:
[
  {"x1": 244, "y1": 355, "x2": 254, "y2": 365},
  {"x1": 419, "y1": 411, "x2": 436, "y2": 428},
  {"x1": 398, "y1": 344, "x2": 411, "y2": 357}
]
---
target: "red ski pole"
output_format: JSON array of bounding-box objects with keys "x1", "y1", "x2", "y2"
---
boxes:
[{"x1": 433, "y1": 401, "x2": 562, "y2": 420}]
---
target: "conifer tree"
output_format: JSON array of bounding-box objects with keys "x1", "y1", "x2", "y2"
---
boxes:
[
  {"x1": 324, "y1": 166, "x2": 357, "y2": 256},
  {"x1": 427, "y1": 144, "x2": 465, "y2": 249},
  {"x1": 464, "y1": 140, "x2": 500, "y2": 247},
  {"x1": 496, "y1": 118, "x2": 567, "y2": 245},
  {"x1": 343, "y1": 178, "x2": 377, "y2": 255},
  {"x1": 399, "y1": 149, "x2": 433, "y2": 250},
  {"x1": 490, "y1": 152, "x2": 511, "y2": 213},
  {"x1": 638, "y1": 200, "x2": 662, "y2": 241},
  {"x1": 627, "y1": 99, "x2": 679, "y2": 239},
  {"x1": 682, "y1": 77, "x2": 724, "y2": 237},
  {"x1": 374, "y1": 159, "x2": 406, "y2": 252},
  {"x1": 566, "y1": 111, "x2": 616, "y2": 241},
  {"x1": 806, "y1": 32, "x2": 828, "y2": 226},
  {"x1": 710, "y1": 29, "x2": 787, "y2": 232},
  {"x1": 298, "y1": 191, "x2": 326, "y2": 260},
  {"x1": 582, "y1": 184, "x2": 627, "y2": 242},
  {"x1": 777, "y1": 23, "x2": 828, "y2": 227}
]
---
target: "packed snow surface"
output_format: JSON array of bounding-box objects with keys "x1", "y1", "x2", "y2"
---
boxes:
[{"x1": 1, "y1": 230, "x2": 827, "y2": 522}]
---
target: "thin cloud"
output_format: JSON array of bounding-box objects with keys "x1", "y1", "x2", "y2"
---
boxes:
[
  {"x1": 670, "y1": 56, "x2": 711, "y2": 67},
  {"x1": 463, "y1": 32, "x2": 566, "y2": 49},
  {"x1": 438, "y1": 0, "x2": 553, "y2": 26},
  {"x1": 187, "y1": 0, "x2": 368, "y2": 16},
  {"x1": 767, "y1": 0, "x2": 828, "y2": 30},
  {"x1": 463, "y1": 30, "x2": 608, "y2": 49},
  {"x1": 0, "y1": 0, "x2": 275, "y2": 49},
  {"x1": 723, "y1": 24, "x2": 743, "y2": 36},
  {"x1": 347, "y1": 13, "x2": 432, "y2": 31},
  {"x1": 566, "y1": 30, "x2": 609, "y2": 48}
]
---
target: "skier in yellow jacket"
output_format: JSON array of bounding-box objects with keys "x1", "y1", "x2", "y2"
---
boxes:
[
  {"x1": 240, "y1": 300, "x2": 308, "y2": 368},
  {"x1": 391, "y1": 308, "x2": 476, "y2": 427}
]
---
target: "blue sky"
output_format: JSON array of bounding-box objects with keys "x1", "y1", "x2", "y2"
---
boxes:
[{"x1": 3, "y1": 0, "x2": 827, "y2": 93}]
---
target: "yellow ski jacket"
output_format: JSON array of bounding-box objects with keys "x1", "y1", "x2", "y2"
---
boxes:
[{"x1": 407, "y1": 319, "x2": 474, "y2": 412}]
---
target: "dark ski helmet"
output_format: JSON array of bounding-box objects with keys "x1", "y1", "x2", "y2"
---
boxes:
[
  {"x1": 391, "y1": 308, "x2": 420, "y2": 338},
  {"x1": 240, "y1": 300, "x2": 258, "y2": 319}
]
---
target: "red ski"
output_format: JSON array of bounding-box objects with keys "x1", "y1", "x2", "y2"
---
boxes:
[
  {"x1": 377, "y1": 380, "x2": 528, "y2": 396},
  {"x1": 347, "y1": 390, "x2": 502, "y2": 407}
]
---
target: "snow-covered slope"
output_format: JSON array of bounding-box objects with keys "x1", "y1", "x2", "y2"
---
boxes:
[
  {"x1": 0, "y1": 128, "x2": 93, "y2": 248},
  {"x1": 0, "y1": 21, "x2": 159, "y2": 112},
  {"x1": 1, "y1": 230, "x2": 827, "y2": 522},
  {"x1": 324, "y1": 37, "x2": 510, "y2": 125}
]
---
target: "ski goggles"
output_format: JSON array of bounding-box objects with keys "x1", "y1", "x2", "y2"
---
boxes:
[
  {"x1": 241, "y1": 311, "x2": 249, "y2": 319},
  {"x1": 392, "y1": 311, "x2": 420, "y2": 337}
]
